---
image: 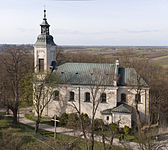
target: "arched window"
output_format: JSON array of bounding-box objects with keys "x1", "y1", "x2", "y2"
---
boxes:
[
  {"x1": 135, "y1": 93, "x2": 141, "y2": 103},
  {"x1": 69, "y1": 91, "x2": 75, "y2": 101},
  {"x1": 53, "y1": 90, "x2": 59, "y2": 101},
  {"x1": 85, "y1": 92, "x2": 90, "y2": 102},
  {"x1": 101, "y1": 93, "x2": 106, "y2": 103},
  {"x1": 121, "y1": 93, "x2": 126, "y2": 103}
]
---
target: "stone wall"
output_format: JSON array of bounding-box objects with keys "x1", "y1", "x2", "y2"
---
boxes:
[
  {"x1": 45, "y1": 85, "x2": 118, "y2": 119},
  {"x1": 42, "y1": 84, "x2": 150, "y2": 127},
  {"x1": 117, "y1": 87, "x2": 150, "y2": 124}
]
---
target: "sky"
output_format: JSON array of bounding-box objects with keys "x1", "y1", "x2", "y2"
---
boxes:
[{"x1": 1, "y1": 0, "x2": 168, "y2": 46}]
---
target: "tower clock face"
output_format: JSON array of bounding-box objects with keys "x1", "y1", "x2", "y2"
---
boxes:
[{"x1": 38, "y1": 50, "x2": 45, "y2": 58}]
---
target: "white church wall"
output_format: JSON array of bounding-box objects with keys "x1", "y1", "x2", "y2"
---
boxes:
[
  {"x1": 102, "y1": 114, "x2": 113, "y2": 124},
  {"x1": 34, "y1": 45, "x2": 56, "y2": 72},
  {"x1": 102, "y1": 113, "x2": 131, "y2": 128},
  {"x1": 46, "y1": 85, "x2": 118, "y2": 119},
  {"x1": 113, "y1": 113, "x2": 132, "y2": 128},
  {"x1": 117, "y1": 87, "x2": 150, "y2": 123}
]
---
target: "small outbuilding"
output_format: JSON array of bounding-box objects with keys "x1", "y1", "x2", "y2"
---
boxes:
[{"x1": 101, "y1": 103, "x2": 132, "y2": 128}]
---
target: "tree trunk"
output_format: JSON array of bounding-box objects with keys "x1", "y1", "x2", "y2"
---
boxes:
[
  {"x1": 135, "y1": 103, "x2": 142, "y2": 129},
  {"x1": 101, "y1": 123, "x2": 106, "y2": 150},
  {"x1": 90, "y1": 122, "x2": 95, "y2": 150},
  {"x1": 108, "y1": 135, "x2": 114, "y2": 150},
  {"x1": 13, "y1": 109, "x2": 18, "y2": 124},
  {"x1": 82, "y1": 125, "x2": 89, "y2": 150},
  {"x1": 35, "y1": 118, "x2": 40, "y2": 134},
  {"x1": 102, "y1": 133, "x2": 106, "y2": 150},
  {"x1": 6, "y1": 107, "x2": 9, "y2": 115}
]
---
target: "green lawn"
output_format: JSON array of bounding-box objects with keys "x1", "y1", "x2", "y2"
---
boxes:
[
  {"x1": 0, "y1": 113, "x2": 128, "y2": 150},
  {"x1": 25, "y1": 113, "x2": 137, "y2": 144},
  {"x1": 25, "y1": 113, "x2": 54, "y2": 126}
]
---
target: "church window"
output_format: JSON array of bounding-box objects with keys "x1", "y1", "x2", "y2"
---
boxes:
[
  {"x1": 39, "y1": 59, "x2": 44, "y2": 72},
  {"x1": 69, "y1": 91, "x2": 75, "y2": 101},
  {"x1": 135, "y1": 93, "x2": 141, "y2": 103},
  {"x1": 101, "y1": 93, "x2": 106, "y2": 103},
  {"x1": 53, "y1": 90, "x2": 59, "y2": 101},
  {"x1": 121, "y1": 93, "x2": 126, "y2": 103},
  {"x1": 106, "y1": 116, "x2": 109, "y2": 121},
  {"x1": 85, "y1": 92, "x2": 90, "y2": 102}
]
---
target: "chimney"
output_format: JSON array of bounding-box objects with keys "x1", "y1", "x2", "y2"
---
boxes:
[{"x1": 114, "y1": 59, "x2": 119, "y2": 86}]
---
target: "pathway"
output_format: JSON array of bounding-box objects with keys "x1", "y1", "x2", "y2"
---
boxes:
[
  {"x1": 0, "y1": 107, "x2": 139, "y2": 149},
  {"x1": 18, "y1": 108, "x2": 139, "y2": 150}
]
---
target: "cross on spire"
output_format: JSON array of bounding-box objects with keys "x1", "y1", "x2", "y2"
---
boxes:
[
  {"x1": 40, "y1": 9, "x2": 50, "y2": 35},
  {"x1": 44, "y1": 9, "x2": 46, "y2": 20}
]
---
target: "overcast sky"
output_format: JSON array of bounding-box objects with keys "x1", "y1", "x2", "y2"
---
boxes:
[{"x1": 1, "y1": 0, "x2": 168, "y2": 46}]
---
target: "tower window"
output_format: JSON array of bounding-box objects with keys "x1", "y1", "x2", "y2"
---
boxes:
[
  {"x1": 121, "y1": 93, "x2": 126, "y2": 103},
  {"x1": 53, "y1": 90, "x2": 59, "y2": 101},
  {"x1": 85, "y1": 92, "x2": 90, "y2": 102},
  {"x1": 69, "y1": 91, "x2": 75, "y2": 101},
  {"x1": 100, "y1": 93, "x2": 106, "y2": 103},
  {"x1": 39, "y1": 59, "x2": 44, "y2": 72}
]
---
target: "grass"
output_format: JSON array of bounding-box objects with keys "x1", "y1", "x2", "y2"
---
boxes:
[
  {"x1": 25, "y1": 113, "x2": 137, "y2": 143},
  {"x1": 25, "y1": 113, "x2": 54, "y2": 126},
  {"x1": 151, "y1": 55, "x2": 168, "y2": 61},
  {"x1": 0, "y1": 113, "x2": 128, "y2": 150}
]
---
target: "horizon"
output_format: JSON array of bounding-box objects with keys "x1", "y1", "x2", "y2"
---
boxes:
[
  {"x1": 1, "y1": 44, "x2": 168, "y2": 47},
  {"x1": 1, "y1": 0, "x2": 168, "y2": 46}
]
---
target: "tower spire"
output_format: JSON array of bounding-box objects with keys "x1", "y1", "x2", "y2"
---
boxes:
[
  {"x1": 40, "y1": 9, "x2": 50, "y2": 35},
  {"x1": 44, "y1": 9, "x2": 46, "y2": 20}
]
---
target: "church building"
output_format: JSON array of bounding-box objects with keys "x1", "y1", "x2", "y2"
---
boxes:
[{"x1": 34, "y1": 10, "x2": 150, "y2": 128}]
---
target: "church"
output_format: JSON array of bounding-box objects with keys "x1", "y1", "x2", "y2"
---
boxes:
[{"x1": 34, "y1": 10, "x2": 150, "y2": 128}]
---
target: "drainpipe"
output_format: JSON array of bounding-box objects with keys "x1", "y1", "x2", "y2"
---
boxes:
[{"x1": 145, "y1": 89, "x2": 147, "y2": 123}]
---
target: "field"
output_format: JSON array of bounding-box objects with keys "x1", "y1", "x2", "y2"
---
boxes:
[
  {"x1": 1, "y1": 44, "x2": 168, "y2": 67},
  {"x1": 60, "y1": 46, "x2": 168, "y2": 68}
]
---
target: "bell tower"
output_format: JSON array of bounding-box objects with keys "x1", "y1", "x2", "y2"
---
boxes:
[{"x1": 34, "y1": 9, "x2": 56, "y2": 72}]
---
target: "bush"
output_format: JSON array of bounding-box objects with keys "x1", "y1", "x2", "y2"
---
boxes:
[
  {"x1": 109, "y1": 123, "x2": 119, "y2": 133},
  {"x1": 80, "y1": 113, "x2": 90, "y2": 126},
  {"x1": 67, "y1": 113, "x2": 79, "y2": 129},
  {"x1": 94, "y1": 119, "x2": 103, "y2": 131},
  {"x1": 59, "y1": 113, "x2": 68, "y2": 126},
  {"x1": 123, "y1": 125, "x2": 130, "y2": 136}
]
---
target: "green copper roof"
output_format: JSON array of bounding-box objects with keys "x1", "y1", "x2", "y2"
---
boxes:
[
  {"x1": 118, "y1": 68, "x2": 148, "y2": 86},
  {"x1": 101, "y1": 103, "x2": 132, "y2": 115},
  {"x1": 54, "y1": 62, "x2": 115, "y2": 86},
  {"x1": 54, "y1": 62, "x2": 148, "y2": 87}
]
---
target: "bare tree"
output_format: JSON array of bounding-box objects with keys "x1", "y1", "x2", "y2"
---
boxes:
[
  {"x1": 123, "y1": 58, "x2": 168, "y2": 150},
  {"x1": 24, "y1": 72, "x2": 60, "y2": 133},
  {"x1": 0, "y1": 47, "x2": 33, "y2": 124},
  {"x1": 68, "y1": 66, "x2": 116, "y2": 150}
]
